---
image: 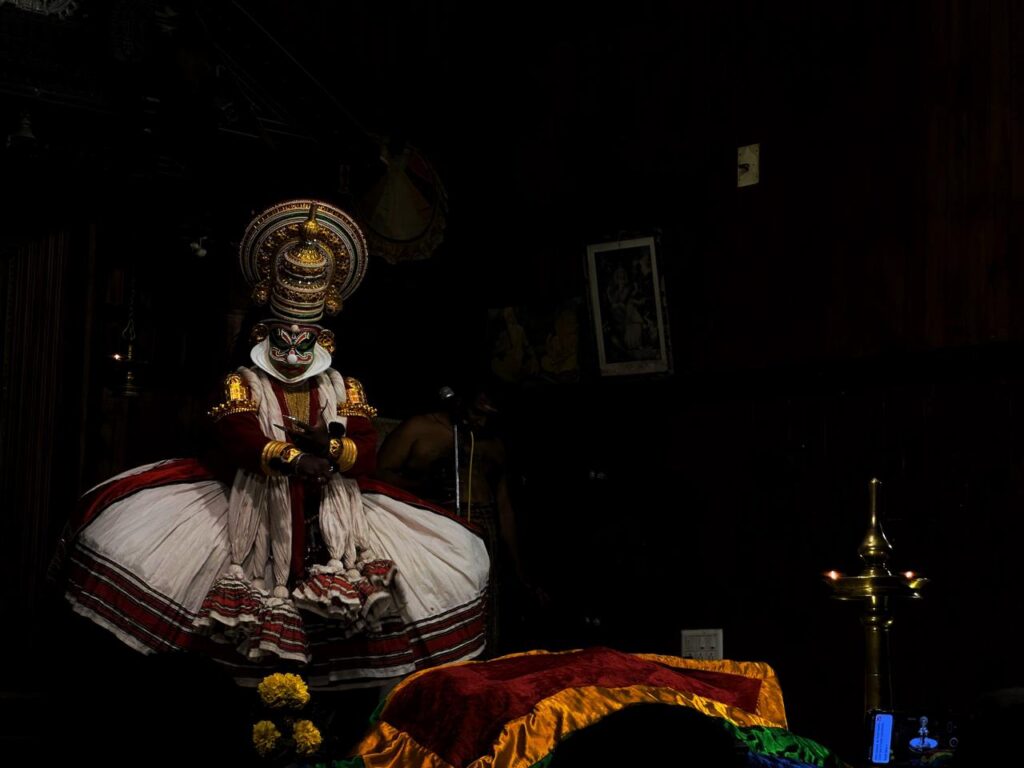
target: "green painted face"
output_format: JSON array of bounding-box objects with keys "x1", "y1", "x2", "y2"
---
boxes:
[{"x1": 267, "y1": 322, "x2": 320, "y2": 378}]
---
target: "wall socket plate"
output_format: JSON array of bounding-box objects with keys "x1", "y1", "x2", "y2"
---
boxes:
[
  {"x1": 737, "y1": 143, "x2": 760, "y2": 187},
  {"x1": 681, "y1": 628, "x2": 724, "y2": 660}
]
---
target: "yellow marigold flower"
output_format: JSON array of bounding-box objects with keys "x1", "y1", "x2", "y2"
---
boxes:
[
  {"x1": 257, "y1": 672, "x2": 311, "y2": 709},
  {"x1": 293, "y1": 719, "x2": 322, "y2": 756},
  {"x1": 252, "y1": 720, "x2": 281, "y2": 757}
]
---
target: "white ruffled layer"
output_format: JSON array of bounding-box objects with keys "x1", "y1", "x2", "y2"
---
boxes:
[{"x1": 71, "y1": 366, "x2": 490, "y2": 670}]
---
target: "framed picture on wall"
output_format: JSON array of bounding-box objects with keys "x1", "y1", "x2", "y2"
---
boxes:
[
  {"x1": 486, "y1": 299, "x2": 583, "y2": 385},
  {"x1": 586, "y1": 235, "x2": 671, "y2": 376}
]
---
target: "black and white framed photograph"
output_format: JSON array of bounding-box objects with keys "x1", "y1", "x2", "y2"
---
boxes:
[{"x1": 586, "y1": 236, "x2": 671, "y2": 376}]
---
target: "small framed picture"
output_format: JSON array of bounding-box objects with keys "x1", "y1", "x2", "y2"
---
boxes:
[{"x1": 586, "y1": 236, "x2": 671, "y2": 376}]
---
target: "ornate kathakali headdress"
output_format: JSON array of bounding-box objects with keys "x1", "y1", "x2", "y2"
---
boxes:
[
  {"x1": 239, "y1": 200, "x2": 368, "y2": 383},
  {"x1": 240, "y1": 199, "x2": 368, "y2": 323}
]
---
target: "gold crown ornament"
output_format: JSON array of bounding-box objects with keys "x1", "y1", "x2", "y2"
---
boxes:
[{"x1": 239, "y1": 200, "x2": 368, "y2": 323}]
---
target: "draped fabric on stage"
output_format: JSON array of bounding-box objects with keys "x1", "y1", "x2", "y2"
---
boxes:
[{"x1": 336, "y1": 647, "x2": 850, "y2": 768}]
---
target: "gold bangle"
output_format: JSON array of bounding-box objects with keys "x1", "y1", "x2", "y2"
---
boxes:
[
  {"x1": 260, "y1": 440, "x2": 292, "y2": 476},
  {"x1": 334, "y1": 437, "x2": 358, "y2": 473},
  {"x1": 280, "y1": 446, "x2": 303, "y2": 467},
  {"x1": 328, "y1": 437, "x2": 343, "y2": 462}
]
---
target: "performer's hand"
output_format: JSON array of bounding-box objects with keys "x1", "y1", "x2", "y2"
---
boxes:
[
  {"x1": 285, "y1": 413, "x2": 331, "y2": 456},
  {"x1": 295, "y1": 454, "x2": 333, "y2": 485}
]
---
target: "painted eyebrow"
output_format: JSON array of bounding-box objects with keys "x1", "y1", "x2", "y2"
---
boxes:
[{"x1": 273, "y1": 329, "x2": 315, "y2": 344}]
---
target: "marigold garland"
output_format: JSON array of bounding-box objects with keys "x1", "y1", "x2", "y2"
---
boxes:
[
  {"x1": 293, "y1": 719, "x2": 323, "y2": 756},
  {"x1": 257, "y1": 672, "x2": 311, "y2": 709},
  {"x1": 252, "y1": 673, "x2": 326, "y2": 761},
  {"x1": 252, "y1": 719, "x2": 282, "y2": 757}
]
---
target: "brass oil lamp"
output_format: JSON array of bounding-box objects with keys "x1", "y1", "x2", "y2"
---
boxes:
[{"x1": 824, "y1": 478, "x2": 927, "y2": 716}]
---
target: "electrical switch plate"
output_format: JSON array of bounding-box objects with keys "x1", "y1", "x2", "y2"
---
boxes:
[
  {"x1": 681, "y1": 628, "x2": 724, "y2": 660},
  {"x1": 737, "y1": 143, "x2": 760, "y2": 187}
]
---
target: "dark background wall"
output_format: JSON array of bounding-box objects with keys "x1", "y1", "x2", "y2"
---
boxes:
[{"x1": 3, "y1": 0, "x2": 1022, "y2": 761}]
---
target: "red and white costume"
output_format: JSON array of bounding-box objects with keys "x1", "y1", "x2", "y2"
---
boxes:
[
  {"x1": 65, "y1": 367, "x2": 489, "y2": 687},
  {"x1": 63, "y1": 200, "x2": 490, "y2": 688}
]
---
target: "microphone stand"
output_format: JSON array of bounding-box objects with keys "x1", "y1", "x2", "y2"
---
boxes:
[
  {"x1": 438, "y1": 387, "x2": 463, "y2": 517},
  {"x1": 452, "y1": 415, "x2": 462, "y2": 517}
]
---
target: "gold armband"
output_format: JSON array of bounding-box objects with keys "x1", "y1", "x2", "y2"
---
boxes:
[
  {"x1": 260, "y1": 440, "x2": 303, "y2": 476},
  {"x1": 329, "y1": 437, "x2": 358, "y2": 472},
  {"x1": 337, "y1": 376, "x2": 378, "y2": 419},
  {"x1": 208, "y1": 373, "x2": 259, "y2": 422}
]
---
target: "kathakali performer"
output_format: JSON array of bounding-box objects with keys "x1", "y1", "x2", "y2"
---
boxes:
[{"x1": 62, "y1": 199, "x2": 490, "y2": 688}]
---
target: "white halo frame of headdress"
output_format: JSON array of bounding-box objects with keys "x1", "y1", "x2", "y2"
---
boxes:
[{"x1": 238, "y1": 199, "x2": 369, "y2": 319}]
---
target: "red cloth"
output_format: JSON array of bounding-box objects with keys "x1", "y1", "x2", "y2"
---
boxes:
[{"x1": 381, "y1": 647, "x2": 765, "y2": 767}]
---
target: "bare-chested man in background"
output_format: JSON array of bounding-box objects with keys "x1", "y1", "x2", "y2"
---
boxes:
[{"x1": 375, "y1": 386, "x2": 537, "y2": 655}]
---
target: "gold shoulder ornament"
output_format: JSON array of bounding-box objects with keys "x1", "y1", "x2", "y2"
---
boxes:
[
  {"x1": 208, "y1": 373, "x2": 259, "y2": 422},
  {"x1": 337, "y1": 376, "x2": 378, "y2": 419}
]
